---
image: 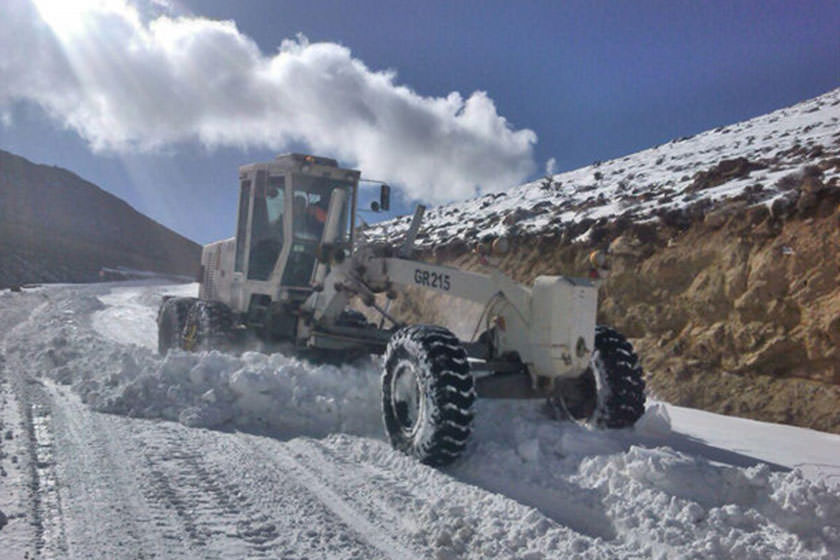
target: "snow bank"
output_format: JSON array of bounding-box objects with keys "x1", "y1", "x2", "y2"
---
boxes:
[
  {"x1": 5, "y1": 284, "x2": 383, "y2": 439},
  {"x1": 431, "y1": 397, "x2": 838, "y2": 558},
  {"x1": 93, "y1": 349, "x2": 382, "y2": 438},
  {"x1": 326, "y1": 420, "x2": 840, "y2": 560},
  {"x1": 574, "y1": 448, "x2": 840, "y2": 559}
]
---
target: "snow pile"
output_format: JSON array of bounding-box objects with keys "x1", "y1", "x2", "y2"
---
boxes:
[
  {"x1": 442, "y1": 399, "x2": 840, "y2": 558},
  {"x1": 94, "y1": 349, "x2": 382, "y2": 438},
  {"x1": 633, "y1": 401, "x2": 673, "y2": 436},
  {"x1": 3, "y1": 284, "x2": 383, "y2": 439},
  {"x1": 321, "y1": 419, "x2": 840, "y2": 559},
  {"x1": 618, "y1": 465, "x2": 826, "y2": 558},
  {"x1": 575, "y1": 449, "x2": 840, "y2": 559},
  {"x1": 366, "y1": 88, "x2": 840, "y2": 248}
]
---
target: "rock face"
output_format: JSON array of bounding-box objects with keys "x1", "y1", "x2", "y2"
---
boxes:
[
  {"x1": 601, "y1": 192, "x2": 840, "y2": 433},
  {"x1": 0, "y1": 150, "x2": 200, "y2": 288}
]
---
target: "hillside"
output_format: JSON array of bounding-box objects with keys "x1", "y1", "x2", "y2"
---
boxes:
[
  {"x1": 366, "y1": 87, "x2": 840, "y2": 433},
  {"x1": 0, "y1": 150, "x2": 200, "y2": 287}
]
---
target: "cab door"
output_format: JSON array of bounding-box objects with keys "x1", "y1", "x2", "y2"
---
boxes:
[
  {"x1": 247, "y1": 172, "x2": 286, "y2": 282},
  {"x1": 230, "y1": 173, "x2": 253, "y2": 311},
  {"x1": 231, "y1": 168, "x2": 290, "y2": 312}
]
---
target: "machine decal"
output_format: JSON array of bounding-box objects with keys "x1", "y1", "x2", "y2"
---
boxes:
[{"x1": 414, "y1": 268, "x2": 451, "y2": 291}]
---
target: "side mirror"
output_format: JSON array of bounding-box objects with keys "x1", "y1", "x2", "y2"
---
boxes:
[
  {"x1": 370, "y1": 201, "x2": 380, "y2": 212},
  {"x1": 379, "y1": 184, "x2": 391, "y2": 212}
]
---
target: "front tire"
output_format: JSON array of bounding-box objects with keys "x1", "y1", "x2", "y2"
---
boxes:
[
  {"x1": 157, "y1": 297, "x2": 196, "y2": 354},
  {"x1": 382, "y1": 325, "x2": 475, "y2": 466},
  {"x1": 182, "y1": 300, "x2": 234, "y2": 352}
]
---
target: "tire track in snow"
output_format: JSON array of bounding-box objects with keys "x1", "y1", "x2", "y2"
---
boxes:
[
  {"x1": 137, "y1": 424, "x2": 393, "y2": 558},
  {"x1": 46, "y1": 382, "x2": 191, "y2": 558},
  {"x1": 40, "y1": 382, "x2": 389, "y2": 559},
  {"x1": 287, "y1": 438, "x2": 428, "y2": 550},
  {"x1": 134, "y1": 430, "x2": 257, "y2": 557},
  {"x1": 288, "y1": 435, "x2": 621, "y2": 559},
  {"x1": 0, "y1": 363, "x2": 38, "y2": 558},
  {"x1": 26, "y1": 400, "x2": 69, "y2": 559},
  {"x1": 238, "y1": 436, "x2": 421, "y2": 560},
  {"x1": 0, "y1": 295, "x2": 69, "y2": 559},
  {"x1": 1, "y1": 291, "x2": 192, "y2": 557}
]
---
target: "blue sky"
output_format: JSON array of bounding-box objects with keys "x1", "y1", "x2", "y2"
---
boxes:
[{"x1": 1, "y1": 0, "x2": 838, "y2": 244}]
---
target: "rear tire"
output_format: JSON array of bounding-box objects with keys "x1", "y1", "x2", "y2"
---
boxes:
[
  {"x1": 587, "y1": 325, "x2": 646, "y2": 428},
  {"x1": 157, "y1": 297, "x2": 196, "y2": 355},
  {"x1": 555, "y1": 326, "x2": 645, "y2": 428},
  {"x1": 182, "y1": 300, "x2": 234, "y2": 352},
  {"x1": 382, "y1": 325, "x2": 475, "y2": 466}
]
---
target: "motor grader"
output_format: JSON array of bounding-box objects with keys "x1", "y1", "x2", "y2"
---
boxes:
[{"x1": 157, "y1": 154, "x2": 645, "y2": 465}]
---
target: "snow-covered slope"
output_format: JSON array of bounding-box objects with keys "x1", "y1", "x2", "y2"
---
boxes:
[
  {"x1": 1, "y1": 281, "x2": 839, "y2": 559},
  {"x1": 366, "y1": 88, "x2": 840, "y2": 248}
]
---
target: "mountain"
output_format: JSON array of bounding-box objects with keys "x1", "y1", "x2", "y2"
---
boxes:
[
  {"x1": 0, "y1": 150, "x2": 200, "y2": 287},
  {"x1": 367, "y1": 87, "x2": 840, "y2": 434}
]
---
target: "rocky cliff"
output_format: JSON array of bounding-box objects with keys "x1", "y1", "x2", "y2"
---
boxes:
[
  {"x1": 367, "y1": 88, "x2": 840, "y2": 433},
  {"x1": 0, "y1": 150, "x2": 200, "y2": 287}
]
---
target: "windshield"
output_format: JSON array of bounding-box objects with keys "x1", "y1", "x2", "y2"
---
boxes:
[
  {"x1": 280, "y1": 174, "x2": 352, "y2": 287},
  {"x1": 291, "y1": 175, "x2": 352, "y2": 242}
]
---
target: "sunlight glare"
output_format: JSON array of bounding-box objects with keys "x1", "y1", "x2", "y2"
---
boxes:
[{"x1": 32, "y1": 0, "x2": 132, "y2": 36}]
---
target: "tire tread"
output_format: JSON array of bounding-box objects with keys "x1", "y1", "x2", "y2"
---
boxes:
[{"x1": 382, "y1": 325, "x2": 475, "y2": 466}]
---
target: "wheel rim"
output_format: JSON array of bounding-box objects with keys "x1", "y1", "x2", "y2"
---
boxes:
[{"x1": 390, "y1": 360, "x2": 423, "y2": 437}]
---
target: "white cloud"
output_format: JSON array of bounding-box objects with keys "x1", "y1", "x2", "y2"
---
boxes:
[
  {"x1": 0, "y1": 0, "x2": 536, "y2": 202},
  {"x1": 545, "y1": 157, "x2": 557, "y2": 176},
  {"x1": 149, "y1": 0, "x2": 175, "y2": 11}
]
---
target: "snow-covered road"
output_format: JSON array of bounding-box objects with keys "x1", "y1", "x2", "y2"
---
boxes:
[{"x1": 0, "y1": 282, "x2": 838, "y2": 559}]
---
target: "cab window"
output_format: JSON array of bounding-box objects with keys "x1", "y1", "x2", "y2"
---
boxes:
[
  {"x1": 291, "y1": 175, "x2": 351, "y2": 243},
  {"x1": 281, "y1": 175, "x2": 351, "y2": 287},
  {"x1": 247, "y1": 174, "x2": 285, "y2": 280},
  {"x1": 234, "y1": 180, "x2": 251, "y2": 272}
]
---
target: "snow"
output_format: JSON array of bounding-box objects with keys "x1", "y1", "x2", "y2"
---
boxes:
[
  {"x1": 666, "y1": 405, "x2": 840, "y2": 484},
  {"x1": 2, "y1": 280, "x2": 840, "y2": 558},
  {"x1": 365, "y1": 88, "x2": 840, "y2": 248}
]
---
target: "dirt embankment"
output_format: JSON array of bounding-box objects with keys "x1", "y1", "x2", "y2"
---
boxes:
[{"x1": 390, "y1": 166, "x2": 840, "y2": 434}]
